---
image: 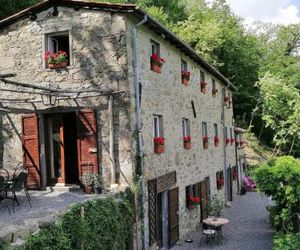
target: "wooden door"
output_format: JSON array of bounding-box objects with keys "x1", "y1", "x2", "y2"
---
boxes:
[
  {"x1": 168, "y1": 187, "x2": 179, "y2": 247},
  {"x1": 77, "y1": 109, "x2": 98, "y2": 177},
  {"x1": 200, "y1": 179, "x2": 209, "y2": 221},
  {"x1": 227, "y1": 168, "x2": 233, "y2": 201},
  {"x1": 22, "y1": 114, "x2": 40, "y2": 189}
]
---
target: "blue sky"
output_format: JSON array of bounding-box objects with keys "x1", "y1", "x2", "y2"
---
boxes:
[{"x1": 226, "y1": 0, "x2": 300, "y2": 25}]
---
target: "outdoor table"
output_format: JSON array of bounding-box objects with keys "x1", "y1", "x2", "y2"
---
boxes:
[{"x1": 202, "y1": 217, "x2": 229, "y2": 239}]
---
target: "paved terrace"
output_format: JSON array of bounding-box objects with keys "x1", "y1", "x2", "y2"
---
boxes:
[
  {"x1": 0, "y1": 189, "x2": 101, "y2": 243},
  {"x1": 173, "y1": 192, "x2": 274, "y2": 250}
]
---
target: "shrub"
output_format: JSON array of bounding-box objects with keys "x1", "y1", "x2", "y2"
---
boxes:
[
  {"x1": 25, "y1": 191, "x2": 135, "y2": 250},
  {"x1": 254, "y1": 156, "x2": 300, "y2": 232},
  {"x1": 274, "y1": 233, "x2": 300, "y2": 250}
]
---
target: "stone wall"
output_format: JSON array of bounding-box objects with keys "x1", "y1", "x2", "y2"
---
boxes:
[
  {"x1": 126, "y1": 16, "x2": 236, "y2": 243},
  {"x1": 0, "y1": 7, "x2": 133, "y2": 186}
]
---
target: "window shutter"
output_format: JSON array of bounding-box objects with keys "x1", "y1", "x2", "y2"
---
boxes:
[
  {"x1": 76, "y1": 109, "x2": 98, "y2": 177},
  {"x1": 22, "y1": 114, "x2": 40, "y2": 189},
  {"x1": 168, "y1": 187, "x2": 179, "y2": 247}
]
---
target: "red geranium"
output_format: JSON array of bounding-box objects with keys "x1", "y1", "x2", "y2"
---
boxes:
[
  {"x1": 44, "y1": 50, "x2": 68, "y2": 65},
  {"x1": 154, "y1": 137, "x2": 165, "y2": 145},
  {"x1": 230, "y1": 138, "x2": 235, "y2": 144},
  {"x1": 200, "y1": 81, "x2": 207, "y2": 87},
  {"x1": 225, "y1": 138, "x2": 230, "y2": 144},
  {"x1": 214, "y1": 136, "x2": 220, "y2": 142},
  {"x1": 224, "y1": 96, "x2": 230, "y2": 102},
  {"x1": 181, "y1": 71, "x2": 191, "y2": 78},
  {"x1": 217, "y1": 179, "x2": 224, "y2": 186},
  {"x1": 194, "y1": 196, "x2": 201, "y2": 204},
  {"x1": 203, "y1": 136, "x2": 209, "y2": 142},
  {"x1": 188, "y1": 195, "x2": 195, "y2": 203},
  {"x1": 150, "y1": 53, "x2": 165, "y2": 64},
  {"x1": 183, "y1": 136, "x2": 191, "y2": 142}
]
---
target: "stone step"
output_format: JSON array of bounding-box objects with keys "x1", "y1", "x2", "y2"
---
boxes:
[{"x1": 46, "y1": 185, "x2": 82, "y2": 192}]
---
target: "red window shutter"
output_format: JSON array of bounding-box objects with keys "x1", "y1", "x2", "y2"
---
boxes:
[
  {"x1": 169, "y1": 187, "x2": 179, "y2": 247},
  {"x1": 22, "y1": 114, "x2": 40, "y2": 189},
  {"x1": 77, "y1": 109, "x2": 98, "y2": 177}
]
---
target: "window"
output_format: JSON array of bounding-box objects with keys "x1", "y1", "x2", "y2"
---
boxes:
[
  {"x1": 150, "y1": 40, "x2": 160, "y2": 57},
  {"x1": 200, "y1": 71, "x2": 205, "y2": 82},
  {"x1": 214, "y1": 124, "x2": 218, "y2": 137},
  {"x1": 212, "y1": 79, "x2": 218, "y2": 96},
  {"x1": 153, "y1": 115, "x2": 163, "y2": 138},
  {"x1": 46, "y1": 32, "x2": 70, "y2": 66},
  {"x1": 230, "y1": 127, "x2": 233, "y2": 142},
  {"x1": 182, "y1": 118, "x2": 190, "y2": 137},
  {"x1": 216, "y1": 171, "x2": 224, "y2": 190},
  {"x1": 202, "y1": 122, "x2": 208, "y2": 137},
  {"x1": 225, "y1": 127, "x2": 229, "y2": 144},
  {"x1": 186, "y1": 183, "x2": 201, "y2": 209},
  {"x1": 181, "y1": 59, "x2": 187, "y2": 71}
]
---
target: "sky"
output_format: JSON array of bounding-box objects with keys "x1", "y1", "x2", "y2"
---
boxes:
[{"x1": 226, "y1": 0, "x2": 300, "y2": 25}]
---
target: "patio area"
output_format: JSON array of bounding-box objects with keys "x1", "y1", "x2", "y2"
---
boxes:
[
  {"x1": 0, "y1": 188, "x2": 102, "y2": 243},
  {"x1": 173, "y1": 192, "x2": 274, "y2": 250}
]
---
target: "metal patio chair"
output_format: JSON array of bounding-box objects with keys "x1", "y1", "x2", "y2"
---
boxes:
[
  {"x1": 200, "y1": 224, "x2": 217, "y2": 246},
  {"x1": 6, "y1": 171, "x2": 31, "y2": 213},
  {"x1": 0, "y1": 169, "x2": 10, "y2": 214}
]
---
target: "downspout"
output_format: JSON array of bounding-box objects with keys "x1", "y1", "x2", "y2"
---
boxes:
[
  {"x1": 132, "y1": 15, "x2": 148, "y2": 250},
  {"x1": 221, "y1": 87, "x2": 228, "y2": 203}
]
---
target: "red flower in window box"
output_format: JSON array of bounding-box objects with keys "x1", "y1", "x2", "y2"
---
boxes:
[
  {"x1": 230, "y1": 138, "x2": 235, "y2": 145},
  {"x1": 224, "y1": 96, "x2": 230, "y2": 106},
  {"x1": 194, "y1": 196, "x2": 201, "y2": 204},
  {"x1": 233, "y1": 170, "x2": 238, "y2": 180},
  {"x1": 217, "y1": 178, "x2": 224, "y2": 189},
  {"x1": 227, "y1": 100, "x2": 232, "y2": 109},
  {"x1": 183, "y1": 136, "x2": 192, "y2": 149},
  {"x1": 150, "y1": 53, "x2": 165, "y2": 73},
  {"x1": 203, "y1": 136, "x2": 209, "y2": 149},
  {"x1": 181, "y1": 71, "x2": 191, "y2": 85},
  {"x1": 225, "y1": 138, "x2": 230, "y2": 145},
  {"x1": 214, "y1": 136, "x2": 220, "y2": 146},
  {"x1": 154, "y1": 137, "x2": 165, "y2": 154},
  {"x1": 212, "y1": 88, "x2": 218, "y2": 97},
  {"x1": 44, "y1": 50, "x2": 68, "y2": 69},
  {"x1": 200, "y1": 81, "x2": 207, "y2": 93}
]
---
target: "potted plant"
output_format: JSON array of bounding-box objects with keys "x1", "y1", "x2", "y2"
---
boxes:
[
  {"x1": 81, "y1": 173, "x2": 94, "y2": 194},
  {"x1": 187, "y1": 195, "x2": 201, "y2": 209},
  {"x1": 214, "y1": 136, "x2": 220, "y2": 147},
  {"x1": 217, "y1": 178, "x2": 224, "y2": 190},
  {"x1": 91, "y1": 173, "x2": 103, "y2": 194},
  {"x1": 44, "y1": 50, "x2": 68, "y2": 69},
  {"x1": 212, "y1": 88, "x2": 218, "y2": 97},
  {"x1": 154, "y1": 137, "x2": 165, "y2": 154},
  {"x1": 200, "y1": 81, "x2": 207, "y2": 93},
  {"x1": 150, "y1": 53, "x2": 165, "y2": 73},
  {"x1": 181, "y1": 71, "x2": 191, "y2": 85},
  {"x1": 206, "y1": 194, "x2": 224, "y2": 219},
  {"x1": 183, "y1": 136, "x2": 192, "y2": 149},
  {"x1": 203, "y1": 136, "x2": 209, "y2": 149}
]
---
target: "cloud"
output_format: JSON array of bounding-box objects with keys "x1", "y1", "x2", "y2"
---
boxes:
[{"x1": 226, "y1": 0, "x2": 300, "y2": 25}]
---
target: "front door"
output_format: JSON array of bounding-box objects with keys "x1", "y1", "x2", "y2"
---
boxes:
[
  {"x1": 168, "y1": 187, "x2": 179, "y2": 247},
  {"x1": 200, "y1": 177, "x2": 210, "y2": 222}
]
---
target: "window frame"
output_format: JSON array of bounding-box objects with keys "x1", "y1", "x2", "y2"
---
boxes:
[
  {"x1": 181, "y1": 59, "x2": 188, "y2": 71},
  {"x1": 182, "y1": 118, "x2": 190, "y2": 137},
  {"x1": 214, "y1": 123, "x2": 218, "y2": 137},
  {"x1": 202, "y1": 122, "x2": 208, "y2": 137},
  {"x1": 200, "y1": 71, "x2": 205, "y2": 82},
  {"x1": 153, "y1": 115, "x2": 163, "y2": 138},
  {"x1": 150, "y1": 39, "x2": 160, "y2": 57}
]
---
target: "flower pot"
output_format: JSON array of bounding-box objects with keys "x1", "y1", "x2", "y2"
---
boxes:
[
  {"x1": 212, "y1": 89, "x2": 218, "y2": 97},
  {"x1": 154, "y1": 144, "x2": 164, "y2": 154},
  {"x1": 200, "y1": 82, "x2": 207, "y2": 93},
  {"x1": 48, "y1": 61, "x2": 68, "y2": 69},
  {"x1": 151, "y1": 62, "x2": 162, "y2": 73},
  {"x1": 203, "y1": 141, "x2": 209, "y2": 149},
  {"x1": 84, "y1": 186, "x2": 93, "y2": 194},
  {"x1": 184, "y1": 141, "x2": 191, "y2": 149},
  {"x1": 214, "y1": 141, "x2": 219, "y2": 147},
  {"x1": 182, "y1": 77, "x2": 189, "y2": 86}
]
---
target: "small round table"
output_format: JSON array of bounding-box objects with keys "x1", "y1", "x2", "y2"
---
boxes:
[{"x1": 202, "y1": 217, "x2": 229, "y2": 240}]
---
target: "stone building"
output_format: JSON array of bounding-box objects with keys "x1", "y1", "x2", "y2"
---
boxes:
[{"x1": 0, "y1": 1, "x2": 241, "y2": 249}]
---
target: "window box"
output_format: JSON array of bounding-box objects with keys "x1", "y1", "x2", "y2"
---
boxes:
[
  {"x1": 203, "y1": 136, "x2": 209, "y2": 149},
  {"x1": 233, "y1": 170, "x2": 238, "y2": 181},
  {"x1": 200, "y1": 81, "x2": 207, "y2": 93},
  {"x1": 230, "y1": 138, "x2": 235, "y2": 145},
  {"x1": 187, "y1": 195, "x2": 200, "y2": 209},
  {"x1": 214, "y1": 136, "x2": 220, "y2": 147},
  {"x1": 154, "y1": 137, "x2": 165, "y2": 154},
  {"x1": 183, "y1": 136, "x2": 192, "y2": 150},
  {"x1": 150, "y1": 53, "x2": 165, "y2": 73},
  {"x1": 217, "y1": 179, "x2": 224, "y2": 190},
  {"x1": 181, "y1": 71, "x2": 190, "y2": 86},
  {"x1": 45, "y1": 51, "x2": 68, "y2": 69},
  {"x1": 212, "y1": 88, "x2": 218, "y2": 97}
]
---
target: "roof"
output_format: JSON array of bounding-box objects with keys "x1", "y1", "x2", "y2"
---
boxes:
[{"x1": 0, "y1": 0, "x2": 236, "y2": 90}]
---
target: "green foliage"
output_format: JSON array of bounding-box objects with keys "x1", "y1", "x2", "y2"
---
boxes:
[
  {"x1": 274, "y1": 233, "x2": 300, "y2": 250},
  {"x1": 254, "y1": 156, "x2": 300, "y2": 232},
  {"x1": 206, "y1": 194, "x2": 224, "y2": 217},
  {"x1": 25, "y1": 193, "x2": 135, "y2": 250},
  {"x1": 0, "y1": 0, "x2": 41, "y2": 19}
]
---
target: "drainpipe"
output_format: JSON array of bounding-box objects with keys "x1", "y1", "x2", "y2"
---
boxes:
[
  {"x1": 221, "y1": 88, "x2": 228, "y2": 203},
  {"x1": 132, "y1": 15, "x2": 148, "y2": 250}
]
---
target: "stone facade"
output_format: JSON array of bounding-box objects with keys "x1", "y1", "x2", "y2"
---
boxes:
[
  {"x1": 0, "y1": 4, "x2": 239, "y2": 249},
  {"x1": 0, "y1": 7, "x2": 133, "y2": 186}
]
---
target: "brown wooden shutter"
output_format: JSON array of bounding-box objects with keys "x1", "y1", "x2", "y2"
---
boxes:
[
  {"x1": 22, "y1": 114, "x2": 40, "y2": 189},
  {"x1": 168, "y1": 187, "x2": 179, "y2": 247},
  {"x1": 77, "y1": 109, "x2": 98, "y2": 177},
  {"x1": 148, "y1": 179, "x2": 157, "y2": 246}
]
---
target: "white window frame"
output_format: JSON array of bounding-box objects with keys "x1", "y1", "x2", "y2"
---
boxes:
[
  {"x1": 150, "y1": 40, "x2": 160, "y2": 56},
  {"x1": 200, "y1": 71, "x2": 205, "y2": 82},
  {"x1": 202, "y1": 122, "x2": 208, "y2": 137},
  {"x1": 225, "y1": 127, "x2": 228, "y2": 140},
  {"x1": 181, "y1": 59, "x2": 187, "y2": 71},
  {"x1": 182, "y1": 118, "x2": 190, "y2": 137}
]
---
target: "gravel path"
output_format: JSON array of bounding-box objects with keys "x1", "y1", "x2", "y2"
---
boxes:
[{"x1": 173, "y1": 192, "x2": 274, "y2": 250}]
